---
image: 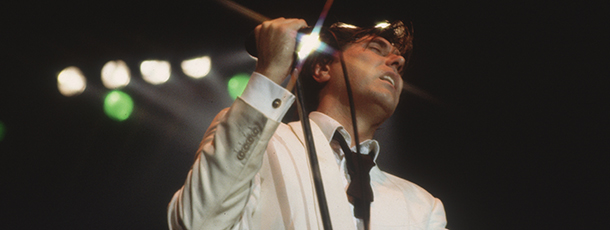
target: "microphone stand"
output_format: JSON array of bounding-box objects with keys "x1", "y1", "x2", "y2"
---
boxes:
[
  {"x1": 293, "y1": 32, "x2": 370, "y2": 230},
  {"x1": 294, "y1": 67, "x2": 333, "y2": 230},
  {"x1": 281, "y1": 0, "x2": 338, "y2": 228}
]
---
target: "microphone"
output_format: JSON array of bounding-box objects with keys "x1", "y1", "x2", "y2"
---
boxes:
[{"x1": 244, "y1": 30, "x2": 258, "y2": 58}]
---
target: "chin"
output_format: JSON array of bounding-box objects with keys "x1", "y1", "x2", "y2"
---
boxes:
[{"x1": 371, "y1": 97, "x2": 398, "y2": 117}]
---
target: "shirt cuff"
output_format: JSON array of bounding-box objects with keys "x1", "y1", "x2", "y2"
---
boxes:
[{"x1": 239, "y1": 72, "x2": 295, "y2": 122}]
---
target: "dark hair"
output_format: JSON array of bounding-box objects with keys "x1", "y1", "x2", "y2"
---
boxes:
[{"x1": 298, "y1": 20, "x2": 414, "y2": 112}]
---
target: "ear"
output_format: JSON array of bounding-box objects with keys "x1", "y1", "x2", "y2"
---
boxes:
[{"x1": 312, "y1": 62, "x2": 332, "y2": 83}]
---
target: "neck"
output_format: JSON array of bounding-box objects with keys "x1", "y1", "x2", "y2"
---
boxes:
[{"x1": 317, "y1": 103, "x2": 381, "y2": 147}]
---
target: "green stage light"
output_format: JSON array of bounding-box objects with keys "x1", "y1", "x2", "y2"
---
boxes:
[
  {"x1": 227, "y1": 73, "x2": 250, "y2": 100},
  {"x1": 0, "y1": 120, "x2": 5, "y2": 141},
  {"x1": 104, "y1": 90, "x2": 134, "y2": 121}
]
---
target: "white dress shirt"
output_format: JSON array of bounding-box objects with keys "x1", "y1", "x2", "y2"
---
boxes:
[{"x1": 168, "y1": 72, "x2": 448, "y2": 230}]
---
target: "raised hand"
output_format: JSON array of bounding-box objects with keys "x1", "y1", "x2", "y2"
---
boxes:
[{"x1": 254, "y1": 17, "x2": 308, "y2": 85}]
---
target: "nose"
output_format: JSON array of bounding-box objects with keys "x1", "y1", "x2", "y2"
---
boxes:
[{"x1": 386, "y1": 54, "x2": 405, "y2": 73}]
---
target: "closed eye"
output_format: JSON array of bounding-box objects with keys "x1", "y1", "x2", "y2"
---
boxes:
[
  {"x1": 368, "y1": 44, "x2": 383, "y2": 54},
  {"x1": 367, "y1": 38, "x2": 390, "y2": 56}
]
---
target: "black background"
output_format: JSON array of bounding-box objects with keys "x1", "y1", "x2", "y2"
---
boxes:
[{"x1": 1, "y1": 0, "x2": 607, "y2": 229}]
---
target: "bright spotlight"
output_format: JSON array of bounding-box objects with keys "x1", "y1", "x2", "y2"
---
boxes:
[
  {"x1": 101, "y1": 60, "x2": 131, "y2": 89},
  {"x1": 140, "y1": 60, "x2": 171, "y2": 85},
  {"x1": 297, "y1": 33, "x2": 322, "y2": 60},
  {"x1": 336, "y1": 22, "x2": 358, "y2": 29},
  {"x1": 375, "y1": 21, "x2": 391, "y2": 29},
  {"x1": 104, "y1": 90, "x2": 134, "y2": 121},
  {"x1": 181, "y1": 56, "x2": 211, "y2": 79},
  {"x1": 227, "y1": 73, "x2": 250, "y2": 100},
  {"x1": 57, "y1": 66, "x2": 87, "y2": 96}
]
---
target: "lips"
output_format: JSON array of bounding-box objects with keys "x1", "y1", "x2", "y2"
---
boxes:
[
  {"x1": 379, "y1": 71, "x2": 399, "y2": 88},
  {"x1": 380, "y1": 75, "x2": 395, "y2": 87}
]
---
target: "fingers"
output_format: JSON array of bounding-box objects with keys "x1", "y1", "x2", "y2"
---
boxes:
[
  {"x1": 254, "y1": 18, "x2": 307, "y2": 43},
  {"x1": 253, "y1": 18, "x2": 308, "y2": 85}
]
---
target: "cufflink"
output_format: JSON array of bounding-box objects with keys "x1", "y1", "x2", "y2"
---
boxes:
[{"x1": 272, "y1": 99, "x2": 281, "y2": 108}]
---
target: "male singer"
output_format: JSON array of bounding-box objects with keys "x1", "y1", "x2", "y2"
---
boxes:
[{"x1": 168, "y1": 18, "x2": 447, "y2": 230}]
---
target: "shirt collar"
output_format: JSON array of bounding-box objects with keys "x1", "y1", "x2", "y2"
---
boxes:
[{"x1": 309, "y1": 111, "x2": 380, "y2": 163}]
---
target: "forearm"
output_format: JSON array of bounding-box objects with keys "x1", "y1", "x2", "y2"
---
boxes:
[{"x1": 169, "y1": 98, "x2": 277, "y2": 229}]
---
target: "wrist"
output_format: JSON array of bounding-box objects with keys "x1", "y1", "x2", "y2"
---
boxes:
[{"x1": 255, "y1": 65, "x2": 290, "y2": 85}]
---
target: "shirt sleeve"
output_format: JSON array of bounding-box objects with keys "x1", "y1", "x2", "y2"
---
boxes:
[
  {"x1": 240, "y1": 72, "x2": 295, "y2": 122},
  {"x1": 167, "y1": 72, "x2": 295, "y2": 230},
  {"x1": 427, "y1": 198, "x2": 448, "y2": 230}
]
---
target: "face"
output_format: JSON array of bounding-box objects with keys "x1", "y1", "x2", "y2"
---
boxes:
[{"x1": 326, "y1": 35, "x2": 406, "y2": 118}]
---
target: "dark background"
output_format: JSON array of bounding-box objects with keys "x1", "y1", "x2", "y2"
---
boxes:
[{"x1": 1, "y1": 0, "x2": 606, "y2": 229}]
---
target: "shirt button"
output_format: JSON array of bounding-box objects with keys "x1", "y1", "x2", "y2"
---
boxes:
[{"x1": 272, "y1": 99, "x2": 281, "y2": 108}]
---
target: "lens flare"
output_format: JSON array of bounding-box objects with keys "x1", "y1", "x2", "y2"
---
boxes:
[{"x1": 297, "y1": 33, "x2": 322, "y2": 60}]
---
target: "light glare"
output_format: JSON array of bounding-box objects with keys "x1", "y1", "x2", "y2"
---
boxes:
[
  {"x1": 57, "y1": 66, "x2": 87, "y2": 96},
  {"x1": 181, "y1": 56, "x2": 211, "y2": 79},
  {"x1": 101, "y1": 60, "x2": 131, "y2": 89},
  {"x1": 375, "y1": 22, "x2": 391, "y2": 29},
  {"x1": 297, "y1": 33, "x2": 322, "y2": 60},
  {"x1": 140, "y1": 60, "x2": 171, "y2": 85},
  {"x1": 336, "y1": 22, "x2": 358, "y2": 29}
]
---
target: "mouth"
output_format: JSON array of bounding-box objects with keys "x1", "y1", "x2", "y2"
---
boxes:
[{"x1": 380, "y1": 75, "x2": 395, "y2": 88}]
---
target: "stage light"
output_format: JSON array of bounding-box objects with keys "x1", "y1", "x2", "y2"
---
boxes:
[
  {"x1": 101, "y1": 60, "x2": 131, "y2": 89},
  {"x1": 104, "y1": 90, "x2": 134, "y2": 121},
  {"x1": 227, "y1": 73, "x2": 250, "y2": 100},
  {"x1": 375, "y1": 21, "x2": 391, "y2": 29},
  {"x1": 140, "y1": 60, "x2": 171, "y2": 85},
  {"x1": 336, "y1": 22, "x2": 358, "y2": 29},
  {"x1": 57, "y1": 66, "x2": 87, "y2": 96},
  {"x1": 0, "y1": 120, "x2": 5, "y2": 141},
  {"x1": 181, "y1": 56, "x2": 211, "y2": 79}
]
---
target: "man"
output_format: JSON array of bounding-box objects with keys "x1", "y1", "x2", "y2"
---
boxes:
[{"x1": 168, "y1": 18, "x2": 447, "y2": 230}]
